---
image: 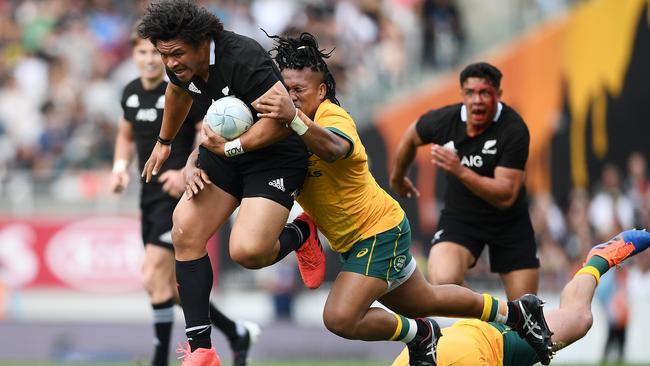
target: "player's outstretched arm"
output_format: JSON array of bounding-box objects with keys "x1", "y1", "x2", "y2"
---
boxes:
[
  {"x1": 142, "y1": 82, "x2": 192, "y2": 182},
  {"x1": 390, "y1": 122, "x2": 423, "y2": 198},
  {"x1": 110, "y1": 118, "x2": 134, "y2": 193}
]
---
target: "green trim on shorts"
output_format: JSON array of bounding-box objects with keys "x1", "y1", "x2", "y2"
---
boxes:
[
  {"x1": 340, "y1": 217, "x2": 412, "y2": 282},
  {"x1": 488, "y1": 322, "x2": 539, "y2": 366}
]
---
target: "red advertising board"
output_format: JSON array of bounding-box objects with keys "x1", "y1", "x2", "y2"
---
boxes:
[{"x1": 0, "y1": 217, "x2": 145, "y2": 292}]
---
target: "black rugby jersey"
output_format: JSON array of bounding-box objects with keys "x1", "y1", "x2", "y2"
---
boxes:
[
  {"x1": 166, "y1": 30, "x2": 307, "y2": 169},
  {"x1": 121, "y1": 78, "x2": 201, "y2": 202},
  {"x1": 415, "y1": 102, "x2": 530, "y2": 223}
]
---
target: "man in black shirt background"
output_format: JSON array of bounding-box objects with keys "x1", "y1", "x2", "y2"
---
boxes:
[
  {"x1": 391, "y1": 62, "x2": 539, "y2": 301},
  {"x1": 111, "y1": 28, "x2": 258, "y2": 366}
]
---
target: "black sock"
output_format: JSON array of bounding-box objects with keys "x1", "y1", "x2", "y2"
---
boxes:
[
  {"x1": 209, "y1": 302, "x2": 239, "y2": 342},
  {"x1": 414, "y1": 318, "x2": 430, "y2": 340},
  {"x1": 505, "y1": 301, "x2": 521, "y2": 329},
  {"x1": 272, "y1": 220, "x2": 310, "y2": 264},
  {"x1": 176, "y1": 255, "x2": 213, "y2": 351},
  {"x1": 152, "y1": 298, "x2": 175, "y2": 366}
]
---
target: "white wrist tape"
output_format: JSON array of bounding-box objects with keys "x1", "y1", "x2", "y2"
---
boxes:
[
  {"x1": 112, "y1": 159, "x2": 129, "y2": 173},
  {"x1": 289, "y1": 113, "x2": 309, "y2": 136},
  {"x1": 224, "y1": 138, "x2": 245, "y2": 157}
]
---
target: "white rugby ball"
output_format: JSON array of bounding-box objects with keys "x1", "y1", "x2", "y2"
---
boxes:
[{"x1": 205, "y1": 96, "x2": 254, "y2": 139}]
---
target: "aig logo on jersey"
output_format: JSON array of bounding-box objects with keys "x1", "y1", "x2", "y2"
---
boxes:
[
  {"x1": 461, "y1": 155, "x2": 483, "y2": 167},
  {"x1": 136, "y1": 108, "x2": 158, "y2": 122}
]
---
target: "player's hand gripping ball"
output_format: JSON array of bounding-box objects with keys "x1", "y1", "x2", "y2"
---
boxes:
[{"x1": 205, "y1": 96, "x2": 254, "y2": 139}]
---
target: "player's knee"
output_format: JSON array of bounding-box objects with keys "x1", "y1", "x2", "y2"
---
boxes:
[
  {"x1": 141, "y1": 260, "x2": 164, "y2": 296},
  {"x1": 323, "y1": 308, "x2": 358, "y2": 339},
  {"x1": 428, "y1": 270, "x2": 464, "y2": 286},
  {"x1": 171, "y1": 223, "x2": 195, "y2": 251},
  {"x1": 230, "y1": 244, "x2": 266, "y2": 269}
]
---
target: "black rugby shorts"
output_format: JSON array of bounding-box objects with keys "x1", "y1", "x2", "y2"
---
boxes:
[
  {"x1": 431, "y1": 213, "x2": 539, "y2": 273},
  {"x1": 197, "y1": 146, "x2": 306, "y2": 210}
]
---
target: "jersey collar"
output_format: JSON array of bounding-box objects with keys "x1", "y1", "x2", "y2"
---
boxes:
[
  {"x1": 460, "y1": 102, "x2": 503, "y2": 123},
  {"x1": 209, "y1": 39, "x2": 216, "y2": 65}
]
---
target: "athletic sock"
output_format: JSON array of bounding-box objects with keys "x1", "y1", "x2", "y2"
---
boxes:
[
  {"x1": 272, "y1": 220, "x2": 310, "y2": 264},
  {"x1": 574, "y1": 256, "x2": 610, "y2": 284},
  {"x1": 151, "y1": 298, "x2": 175, "y2": 366},
  {"x1": 505, "y1": 301, "x2": 522, "y2": 329},
  {"x1": 176, "y1": 255, "x2": 213, "y2": 351},
  {"x1": 480, "y1": 294, "x2": 509, "y2": 324},
  {"x1": 389, "y1": 313, "x2": 418, "y2": 343},
  {"x1": 208, "y1": 302, "x2": 238, "y2": 342}
]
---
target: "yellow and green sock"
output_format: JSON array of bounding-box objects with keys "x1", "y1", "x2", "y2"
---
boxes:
[{"x1": 575, "y1": 255, "x2": 610, "y2": 284}]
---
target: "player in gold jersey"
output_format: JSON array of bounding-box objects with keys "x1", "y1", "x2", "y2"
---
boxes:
[
  {"x1": 253, "y1": 32, "x2": 553, "y2": 366},
  {"x1": 391, "y1": 229, "x2": 650, "y2": 366}
]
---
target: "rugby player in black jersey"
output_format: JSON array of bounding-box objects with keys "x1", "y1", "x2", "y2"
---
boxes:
[
  {"x1": 111, "y1": 27, "x2": 258, "y2": 366},
  {"x1": 137, "y1": 1, "x2": 322, "y2": 364},
  {"x1": 391, "y1": 62, "x2": 539, "y2": 301}
]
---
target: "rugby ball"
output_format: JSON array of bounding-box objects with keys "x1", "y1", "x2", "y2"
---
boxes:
[{"x1": 205, "y1": 96, "x2": 254, "y2": 139}]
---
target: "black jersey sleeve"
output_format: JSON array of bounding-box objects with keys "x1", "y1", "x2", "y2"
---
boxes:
[
  {"x1": 497, "y1": 122, "x2": 530, "y2": 170},
  {"x1": 220, "y1": 38, "x2": 280, "y2": 105},
  {"x1": 415, "y1": 109, "x2": 446, "y2": 144}
]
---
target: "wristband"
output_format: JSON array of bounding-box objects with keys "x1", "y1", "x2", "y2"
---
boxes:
[
  {"x1": 112, "y1": 159, "x2": 128, "y2": 173},
  {"x1": 289, "y1": 112, "x2": 309, "y2": 136},
  {"x1": 224, "y1": 138, "x2": 245, "y2": 157},
  {"x1": 157, "y1": 136, "x2": 173, "y2": 145}
]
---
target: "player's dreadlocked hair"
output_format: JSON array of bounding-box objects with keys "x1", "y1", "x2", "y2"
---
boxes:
[
  {"x1": 138, "y1": 0, "x2": 223, "y2": 48},
  {"x1": 267, "y1": 31, "x2": 340, "y2": 106}
]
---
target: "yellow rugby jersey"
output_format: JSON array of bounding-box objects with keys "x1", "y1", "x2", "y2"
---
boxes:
[
  {"x1": 391, "y1": 320, "x2": 504, "y2": 366},
  {"x1": 296, "y1": 99, "x2": 404, "y2": 253}
]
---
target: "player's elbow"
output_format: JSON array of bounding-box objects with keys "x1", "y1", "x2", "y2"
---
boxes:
[
  {"x1": 576, "y1": 309, "x2": 593, "y2": 337},
  {"x1": 493, "y1": 191, "x2": 519, "y2": 210},
  {"x1": 316, "y1": 143, "x2": 347, "y2": 162}
]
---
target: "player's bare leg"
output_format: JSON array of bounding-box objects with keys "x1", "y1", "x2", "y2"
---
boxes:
[
  {"x1": 143, "y1": 244, "x2": 178, "y2": 304},
  {"x1": 379, "y1": 269, "x2": 484, "y2": 318},
  {"x1": 500, "y1": 268, "x2": 539, "y2": 300},
  {"x1": 142, "y1": 244, "x2": 178, "y2": 366},
  {"x1": 323, "y1": 272, "x2": 390, "y2": 339},
  {"x1": 229, "y1": 197, "x2": 290, "y2": 269},
  {"x1": 427, "y1": 242, "x2": 473, "y2": 286},
  {"x1": 172, "y1": 184, "x2": 238, "y2": 261}
]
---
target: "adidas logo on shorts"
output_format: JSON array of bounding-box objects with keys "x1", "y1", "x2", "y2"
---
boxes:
[{"x1": 269, "y1": 178, "x2": 285, "y2": 192}]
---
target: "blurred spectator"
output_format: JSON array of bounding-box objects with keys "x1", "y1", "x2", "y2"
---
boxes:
[
  {"x1": 420, "y1": 0, "x2": 464, "y2": 68},
  {"x1": 589, "y1": 164, "x2": 634, "y2": 241},
  {"x1": 596, "y1": 268, "x2": 629, "y2": 364},
  {"x1": 258, "y1": 257, "x2": 298, "y2": 321},
  {"x1": 564, "y1": 188, "x2": 594, "y2": 264},
  {"x1": 625, "y1": 151, "x2": 650, "y2": 227}
]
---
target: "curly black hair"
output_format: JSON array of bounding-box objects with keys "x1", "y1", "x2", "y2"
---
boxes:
[
  {"x1": 460, "y1": 62, "x2": 503, "y2": 89},
  {"x1": 267, "y1": 31, "x2": 339, "y2": 106},
  {"x1": 138, "y1": 0, "x2": 223, "y2": 48}
]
